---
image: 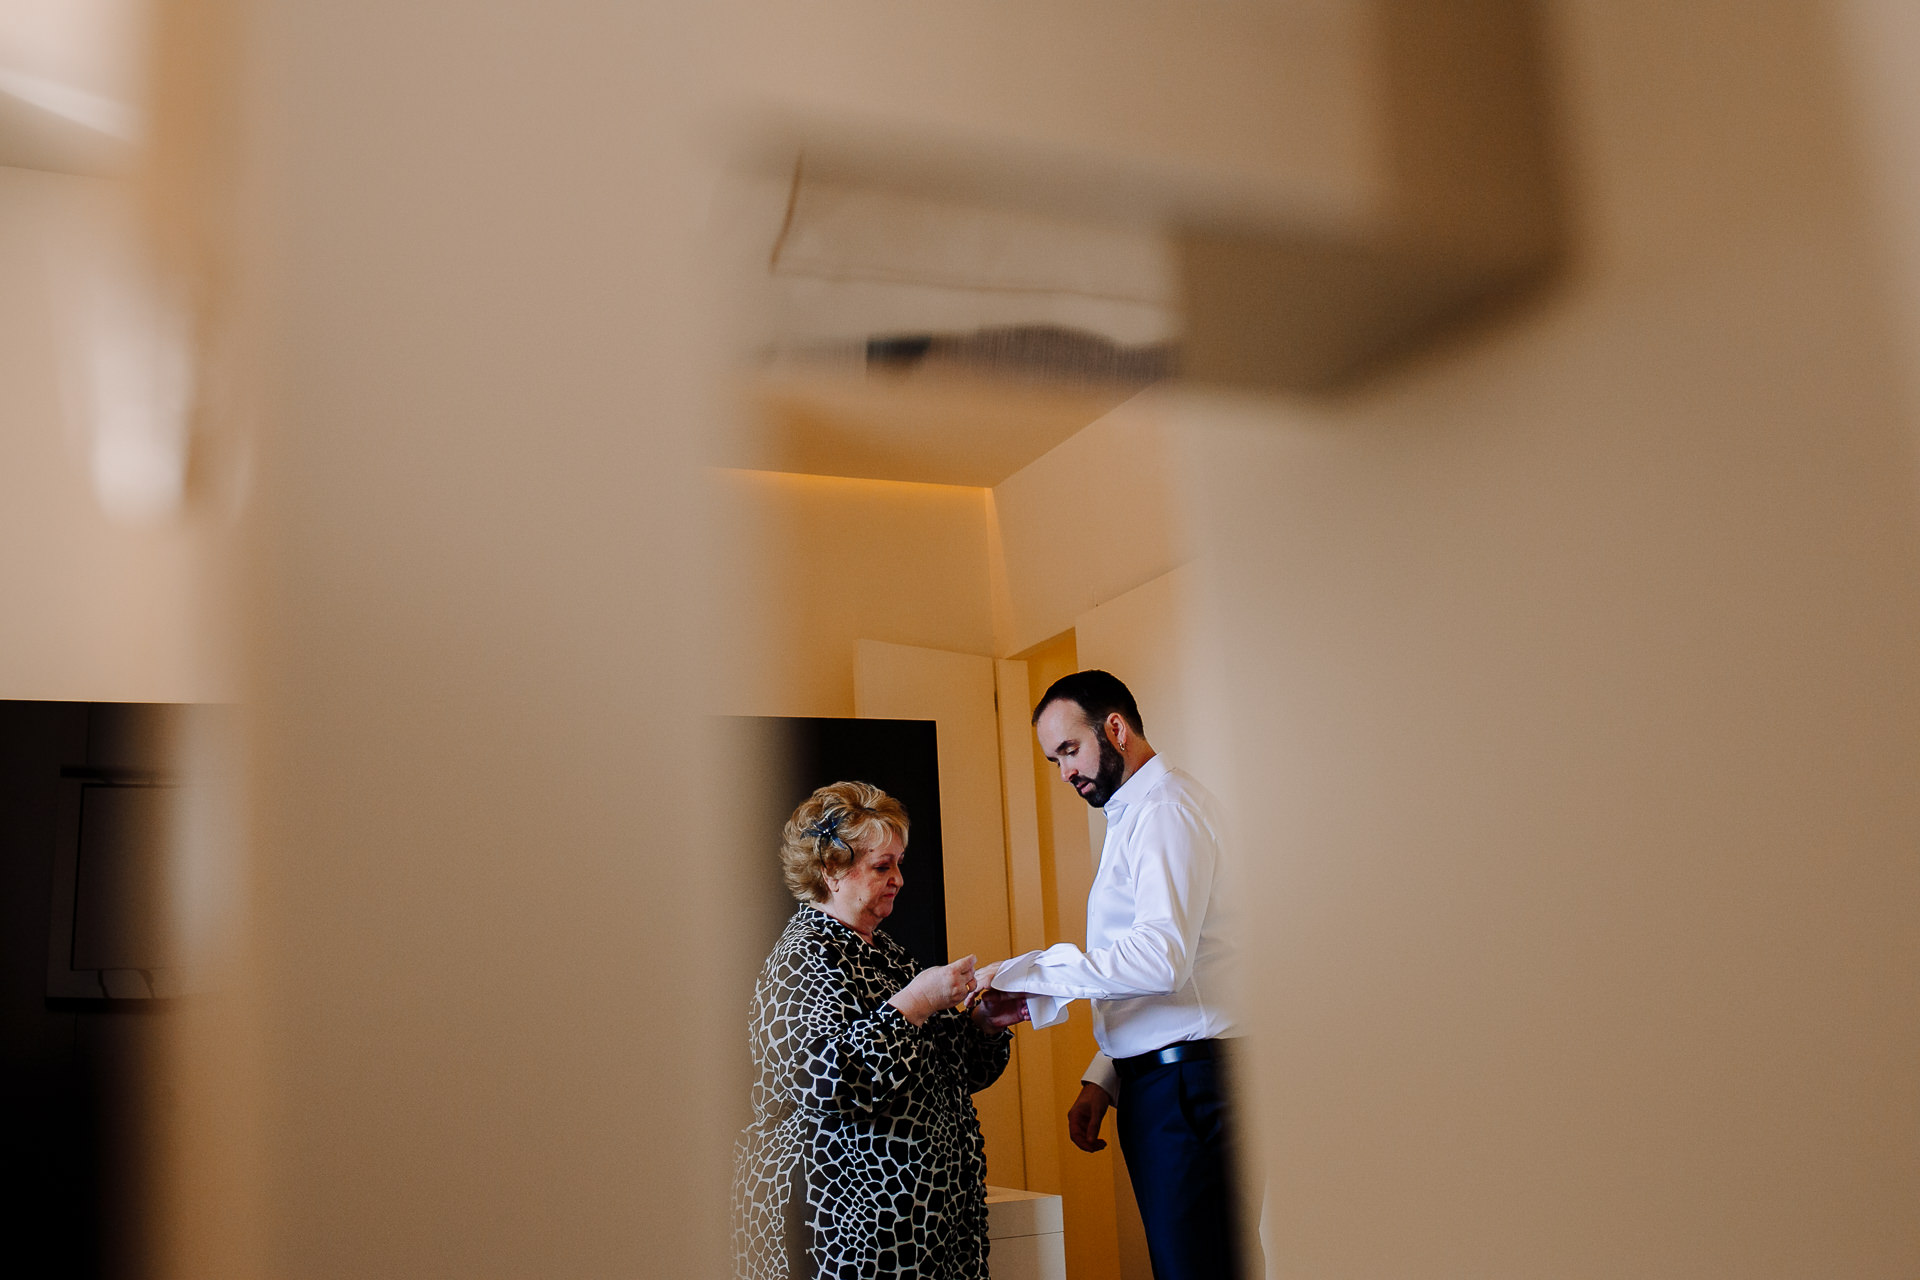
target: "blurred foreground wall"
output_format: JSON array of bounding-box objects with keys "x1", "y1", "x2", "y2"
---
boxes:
[
  {"x1": 173, "y1": 2, "x2": 733, "y2": 1277},
  {"x1": 1188, "y1": 1, "x2": 1920, "y2": 1273}
]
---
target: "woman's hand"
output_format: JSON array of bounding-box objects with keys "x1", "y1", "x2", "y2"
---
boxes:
[{"x1": 888, "y1": 955, "x2": 977, "y2": 1025}]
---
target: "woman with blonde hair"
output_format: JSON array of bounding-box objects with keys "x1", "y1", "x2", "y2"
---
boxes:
[{"x1": 733, "y1": 781, "x2": 1028, "y2": 1280}]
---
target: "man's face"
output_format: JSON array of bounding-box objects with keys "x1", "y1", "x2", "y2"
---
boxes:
[{"x1": 1036, "y1": 701, "x2": 1127, "y2": 809}]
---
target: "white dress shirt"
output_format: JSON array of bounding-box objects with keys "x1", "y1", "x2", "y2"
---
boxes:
[{"x1": 989, "y1": 754, "x2": 1238, "y2": 1099}]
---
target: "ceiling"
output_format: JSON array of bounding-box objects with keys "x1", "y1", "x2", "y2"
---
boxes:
[
  {"x1": 732, "y1": 167, "x2": 1172, "y2": 487},
  {"x1": 739, "y1": 366, "x2": 1144, "y2": 489}
]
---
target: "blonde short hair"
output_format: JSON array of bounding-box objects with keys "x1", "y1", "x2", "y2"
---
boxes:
[{"x1": 781, "y1": 781, "x2": 910, "y2": 903}]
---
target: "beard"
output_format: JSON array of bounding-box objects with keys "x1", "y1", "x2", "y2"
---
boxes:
[{"x1": 1073, "y1": 732, "x2": 1128, "y2": 809}]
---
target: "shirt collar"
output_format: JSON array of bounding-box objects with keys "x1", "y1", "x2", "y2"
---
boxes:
[{"x1": 1103, "y1": 753, "x2": 1167, "y2": 815}]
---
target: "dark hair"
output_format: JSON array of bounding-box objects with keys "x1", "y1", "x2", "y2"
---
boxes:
[{"x1": 1032, "y1": 669, "x2": 1143, "y2": 736}]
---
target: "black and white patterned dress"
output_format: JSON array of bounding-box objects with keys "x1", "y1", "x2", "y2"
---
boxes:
[{"x1": 733, "y1": 906, "x2": 1012, "y2": 1280}]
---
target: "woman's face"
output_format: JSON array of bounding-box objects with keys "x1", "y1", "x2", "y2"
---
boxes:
[{"x1": 825, "y1": 830, "x2": 905, "y2": 937}]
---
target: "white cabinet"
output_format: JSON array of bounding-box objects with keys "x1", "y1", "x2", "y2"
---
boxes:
[{"x1": 985, "y1": 1186, "x2": 1066, "y2": 1280}]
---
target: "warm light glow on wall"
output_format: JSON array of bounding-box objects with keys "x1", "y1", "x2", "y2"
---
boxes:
[{"x1": 715, "y1": 465, "x2": 991, "y2": 499}]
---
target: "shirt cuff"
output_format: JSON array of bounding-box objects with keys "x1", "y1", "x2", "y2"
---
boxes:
[
  {"x1": 989, "y1": 950, "x2": 1045, "y2": 991},
  {"x1": 990, "y1": 951, "x2": 1072, "y2": 1029},
  {"x1": 1024, "y1": 992, "x2": 1070, "y2": 1030},
  {"x1": 1082, "y1": 1052, "x2": 1119, "y2": 1101}
]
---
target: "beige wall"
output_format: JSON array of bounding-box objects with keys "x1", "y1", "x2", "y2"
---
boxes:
[
  {"x1": 715, "y1": 390, "x2": 1193, "y2": 689},
  {"x1": 991, "y1": 392, "x2": 1193, "y2": 656},
  {"x1": 1184, "y1": 1, "x2": 1920, "y2": 1273},
  {"x1": 0, "y1": 164, "x2": 228, "y2": 705},
  {"x1": 715, "y1": 468, "x2": 998, "y2": 715}
]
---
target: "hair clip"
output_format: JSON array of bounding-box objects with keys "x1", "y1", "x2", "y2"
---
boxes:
[{"x1": 804, "y1": 810, "x2": 850, "y2": 849}]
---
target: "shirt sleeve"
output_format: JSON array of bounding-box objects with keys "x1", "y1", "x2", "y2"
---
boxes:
[
  {"x1": 989, "y1": 800, "x2": 1217, "y2": 1002},
  {"x1": 770, "y1": 938, "x2": 927, "y2": 1117},
  {"x1": 1082, "y1": 1052, "x2": 1119, "y2": 1101}
]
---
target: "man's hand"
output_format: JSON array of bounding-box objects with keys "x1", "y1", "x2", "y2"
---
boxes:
[
  {"x1": 970, "y1": 989, "x2": 1031, "y2": 1032},
  {"x1": 1067, "y1": 1080, "x2": 1113, "y2": 1152}
]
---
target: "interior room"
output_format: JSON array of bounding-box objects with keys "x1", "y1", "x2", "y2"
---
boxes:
[
  {"x1": 6, "y1": 2, "x2": 1920, "y2": 1279},
  {"x1": 708, "y1": 162, "x2": 1222, "y2": 1279}
]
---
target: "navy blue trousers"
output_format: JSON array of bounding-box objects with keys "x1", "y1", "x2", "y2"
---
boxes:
[{"x1": 1115, "y1": 1055, "x2": 1260, "y2": 1280}]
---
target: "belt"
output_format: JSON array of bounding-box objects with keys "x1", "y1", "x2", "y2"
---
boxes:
[{"x1": 1112, "y1": 1037, "x2": 1226, "y2": 1083}]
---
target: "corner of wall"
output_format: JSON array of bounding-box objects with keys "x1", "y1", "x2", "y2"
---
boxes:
[{"x1": 984, "y1": 489, "x2": 1017, "y2": 658}]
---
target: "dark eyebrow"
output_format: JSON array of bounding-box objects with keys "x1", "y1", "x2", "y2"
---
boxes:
[{"x1": 1052, "y1": 739, "x2": 1076, "y2": 755}]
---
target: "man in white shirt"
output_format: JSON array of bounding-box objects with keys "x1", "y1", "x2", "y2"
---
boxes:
[{"x1": 988, "y1": 670, "x2": 1256, "y2": 1280}]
